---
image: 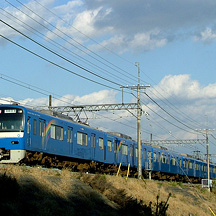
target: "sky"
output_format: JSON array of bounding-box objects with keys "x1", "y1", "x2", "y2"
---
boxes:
[{"x1": 1, "y1": 0, "x2": 216, "y2": 161}]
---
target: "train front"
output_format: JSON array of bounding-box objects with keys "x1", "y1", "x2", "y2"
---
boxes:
[{"x1": 0, "y1": 105, "x2": 26, "y2": 163}]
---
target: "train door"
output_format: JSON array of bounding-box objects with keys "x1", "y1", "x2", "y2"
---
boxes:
[
  {"x1": 148, "y1": 151, "x2": 152, "y2": 170},
  {"x1": 104, "y1": 141, "x2": 107, "y2": 162},
  {"x1": 27, "y1": 117, "x2": 31, "y2": 147},
  {"x1": 114, "y1": 139, "x2": 118, "y2": 164},
  {"x1": 91, "y1": 133, "x2": 96, "y2": 160},
  {"x1": 130, "y1": 144, "x2": 134, "y2": 167},
  {"x1": 39, "y1": 119, "x2": 46, "y2": 150},
  {"x1": 67, "y1": 127, "x2": 73, "y2": 155}
]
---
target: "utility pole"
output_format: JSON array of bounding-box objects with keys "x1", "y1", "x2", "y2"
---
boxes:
[
  {"x1": 121, "y1": 62, "x2": 150, "y2": 179},
  {"x1": 206, "y1": 129, "x2": 210, "y2": 191},
  {"x1": 196, "y1": 128, "x2": 214, "y2": 191},
  {"x1": 136, "y1": 62, "x2": 142, "y2": 179}
]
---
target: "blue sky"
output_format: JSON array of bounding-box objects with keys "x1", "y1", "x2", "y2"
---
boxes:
[{"x1": 1, "y1": 0, "x2": 216, "y2": 160}]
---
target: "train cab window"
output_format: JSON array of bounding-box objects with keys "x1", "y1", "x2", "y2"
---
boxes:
[
  {"x1": 33, "y1": 119, "x2": 37, "y2": 135},
  {"x1": 67, "y1": 128, "x2": 73, "y2": 143},
  {"x1": 77, "y1": 132, "x2": 87, "y2": 146},
  {"x1": 51, "y1": 124, "x2": 63, "y2": 141},
  {"x1": 99, "y1": 138, "x2": 104, "y2": 150},
  {"x1": 122, "y1": 144, "x2": 128, "y2": 155},
  {"x1": 107, "y1": 140, "x2": 112, "y2": 152}
]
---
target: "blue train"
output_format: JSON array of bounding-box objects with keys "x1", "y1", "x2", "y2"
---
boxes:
[{"x1": 0, "y1": 104, "x2": 215, "y2": 181}]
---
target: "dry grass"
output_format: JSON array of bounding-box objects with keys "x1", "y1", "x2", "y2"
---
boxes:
[{"x1": 0, "y1": 165, "x2": 215, "y2": 216}]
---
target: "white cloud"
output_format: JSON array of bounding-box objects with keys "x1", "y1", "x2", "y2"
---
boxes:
[
  {"x1": 0, "y1": 0, "x2": 54, "y2": 41},
  {"x1": 194, "y1": 27, "x2": 216, "y2": 42},
  {"x1": 89, "y1": 30, "x2": 167, "y2": 54},
  {"x1": 53, "y1": 0, "x2": 83, "y2": 15},
  {"x1": 153, "y1": 74, "x2": 216, "y2": 100}
]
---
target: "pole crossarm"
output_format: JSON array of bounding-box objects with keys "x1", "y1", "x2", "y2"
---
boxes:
[
  {"x1": 49, "y1": 103, "x2": 138, "y2": 113},
  {"x1": 150, "y1": 139, "x2": 206, "y2": 145}
]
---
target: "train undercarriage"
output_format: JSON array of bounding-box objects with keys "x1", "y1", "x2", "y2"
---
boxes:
[{"x1": 20, "y1": 151, "x2": 200, "y2": 183}]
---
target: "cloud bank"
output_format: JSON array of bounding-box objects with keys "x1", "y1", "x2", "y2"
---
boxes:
[{"x1": 1, "y1": 0, "x2": 216, "y2": 52}]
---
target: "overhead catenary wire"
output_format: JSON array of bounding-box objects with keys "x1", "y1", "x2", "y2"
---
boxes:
[
  {"x1": 34, "y1": 0, "x2": 136, "y2": 67},
  {"x1": 0, "y1": 7, "x2": 134, "y2": 86},
  {"x1": 0, "y1": 33, "x2": 121, "y2": 92},
  {"x1": 0, "y1": 19, "x2": 124, "y2": 88},
  {"x1": 144, "y1": 92, "x2": 203, "y2": 134},
  {"x1": 6, "y1": 0, "x2": 139, "y2": 84}
]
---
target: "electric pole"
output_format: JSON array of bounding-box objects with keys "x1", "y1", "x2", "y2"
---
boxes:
[
  {"x1": 196, "y1": 128, "x2": 214, "y2": 191},
  {"x1": 206, "y1": 129, "x2": 210, "y2": 191},
  {"x1": 121, "y1": 62, "x2": 150, "y2": 179},
  {"x1": 136, "y1": 62, "x2": 142, "y2": 179}
]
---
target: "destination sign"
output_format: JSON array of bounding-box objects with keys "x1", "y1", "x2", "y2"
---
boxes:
[{"x1": 4, "y1": 109, "x2": 17, "y2": 114}]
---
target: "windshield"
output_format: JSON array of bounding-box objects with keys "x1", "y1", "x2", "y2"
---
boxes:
[{"x1": 0, "y1": 107, "x2": 24, "y2": 132}]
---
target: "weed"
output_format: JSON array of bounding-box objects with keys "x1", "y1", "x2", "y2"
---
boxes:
[{"x1": 169, "y1": 180, "x2": 177, "y2": 187}]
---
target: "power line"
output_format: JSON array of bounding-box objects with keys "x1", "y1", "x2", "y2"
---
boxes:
[
  {"x1": 144, "y1": 92, "x2": 201, "y2": 133},
  {"x1": 0, "y1": 7, "x2": 134, "y2": 86},
  {"x1": 0, "y1": 19, "x2": 123, "y2": 88},
  {"x1": 34, "y1": 0, "x2": 135, "y2": 67},
  {"x1": 6, "y1": 0, "x2": 139, "y2": 84},
  {"x1": 0, "y1": 33, "x2": 121, "y2": 92}
]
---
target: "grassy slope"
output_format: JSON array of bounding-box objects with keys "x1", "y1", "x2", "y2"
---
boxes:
[{"x1": 0, "y1": 165, "x2": 215, "y2": 216}]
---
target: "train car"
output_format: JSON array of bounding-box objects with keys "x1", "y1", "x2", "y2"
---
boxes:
[{"x1": 0, "y1": 104, "x2": 216, "y2": 181}]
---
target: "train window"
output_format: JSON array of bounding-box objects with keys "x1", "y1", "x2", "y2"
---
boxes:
[
  {"x1": 114, "y1": 141, "x2": 117, "y2": 153},
  {"x1": 183, "y1": 160, "x2": 186, "y2": 168},
  {"x1": 189, "y1": 161, "x2": 193, "y2": 169},
  {"x1": 107, "y1": 140, "x2": 112, "y2": 152},
  {"x1": 27, "y1": 119, "x2": 30, "y2": 134},
  {"x1": 204, "y1": 165, "x2": 207, "y2": 172},
  {"x1": 143, "y1": 148, "x2": 146, "y2": 160},
  {"x1": 122, "y1": 144, "x2": 128, "y2": 155},
  {"x1": 167, "y1": 155, "x2": 170, "y2": 164},
  {"x1": 178, "y1": 159, "x2": 181, "y2": 167},
  {"x1": 99, "y1": 138, "x2": 104, "y2": 150},
  {"x1": 171, "y1": 157, "x2": 175, "y2": 166},
  {"x1": 77, "y1": 132, "x2": 87, "y2": 146},
  {"x1": 67, "y1": 128, "x2": 73, "y2": 143},
  {"x1": 51, "y1": 124, "x2": 63, "y2": 141},
  {"x1": 39, "y1": 120, "x2": 45, "y2": 137},
  {"x1": 162, "y1": 154, "x2": 166, "y2": 164},
  {"x1": 153, "y1": 152, "x2": 157, "y2": 162},
  {"x1": 135, "y1": 148, "x2": 138, "y2": 158},
  {"x1": 33, "y1": 119, "x2": 37, "y2": 135},
  {"x1": 91, "y1": 134, "x2": 96, "y2": 148},
  {"x1": 130, "y1": 146, "x2": 134, "y2": 157}
]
